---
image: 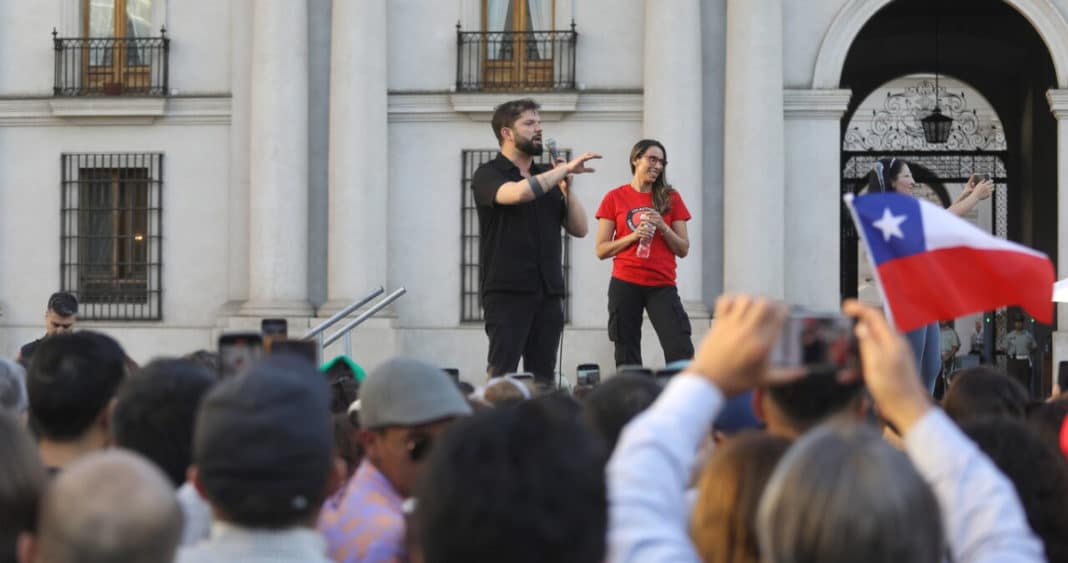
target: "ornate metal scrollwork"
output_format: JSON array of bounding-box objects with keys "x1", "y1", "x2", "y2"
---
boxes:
[{"x1": 844, "y1": 80, "x2": 1007, "y2": 151}]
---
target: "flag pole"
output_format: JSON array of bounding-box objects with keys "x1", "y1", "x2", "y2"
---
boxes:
[{"x1": 843, "y1": 193, "x2": 897, "y2": 329}]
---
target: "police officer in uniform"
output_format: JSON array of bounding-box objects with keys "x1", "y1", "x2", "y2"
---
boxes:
[{"x1": 999, "y1": 316, "x2": 1037, "y2": 393}]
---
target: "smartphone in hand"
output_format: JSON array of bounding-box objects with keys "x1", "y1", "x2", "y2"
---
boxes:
[{"x1": 770, "y1": 313, "x2": 860, "y2": 381}]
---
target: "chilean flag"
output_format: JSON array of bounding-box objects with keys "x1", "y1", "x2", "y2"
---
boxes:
[{"x1": 847, "y1": 192, "x2": 1054, "y2": 332}]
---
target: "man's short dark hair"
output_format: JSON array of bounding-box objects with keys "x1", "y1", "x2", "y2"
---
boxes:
[
  {"x1": 27, "y1": 332, "x2": 126, "y2": 441},
  {"x1": 490, "y1": 98, "x2": 540, "y2": 145},
  {"x1": 46, "y1": 292, "x2": 78, "y2": 317},
  {"x1": 112, "y1": 359, "x2": 215, "y2": 488},
  {"x1": 962, "y1": 417, "x2": 1068, "y2": 563},
  {"x1": 583, "y1": 373, "x2": 662, "y2": 455},
  {"x1": 418, "y1": 395, "x2": 606, "y2": 563},
  {"x1": 766, "y1": 372, "x2": 864, "y2": 432},
  {"x1": 943, "y1": 366, "x2": 1028, "y2": 423}
]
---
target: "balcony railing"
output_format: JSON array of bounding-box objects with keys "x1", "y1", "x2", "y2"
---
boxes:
[
  {"x1": 53, "y1": 28, "x2": 169, "y2": 97},
  {"x1": 456, "y1": 26, "x2": 577, "y2": 91}
]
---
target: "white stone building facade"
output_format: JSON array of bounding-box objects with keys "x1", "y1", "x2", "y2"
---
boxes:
[{"x1": 2, "y1": 0, "x2": 1068, "y2": 386}]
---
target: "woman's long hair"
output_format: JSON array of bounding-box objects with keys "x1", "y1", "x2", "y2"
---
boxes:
[
  {"x1": 866, "y1": 157, "x2": 907, "y2": 194},
  {"x1": 629, "y1": 139, "x2": 674, "y2": 214},
  {"x1": 691, "y1": 431, "x2": 790, "y2": 563}
]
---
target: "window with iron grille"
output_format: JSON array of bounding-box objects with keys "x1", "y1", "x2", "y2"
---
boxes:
[
  {"x1": 456, "y1": 0, "x2": 577, "y2": 92},
  {"x1": 61, "y1": 153, "x2": 163, "y2": 320},
  {"x1": 461, "y1": 149, "x2": 571, "y2": 323},
  {"x1": 53, "y1": 0, "x2": 169, "y2": 96}
]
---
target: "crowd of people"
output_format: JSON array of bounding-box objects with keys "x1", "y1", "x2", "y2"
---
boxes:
[
  {"x1": 3, "y1": 96, "x2": 1068, "y2": 563},
  {"x1": 1, "y1": 290, "x2": 1067, "y2": 563}
]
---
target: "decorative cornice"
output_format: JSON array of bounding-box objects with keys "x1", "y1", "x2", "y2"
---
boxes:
[
  {"x1": 161, "y1": 97, "x2": 232, "y2": 125},
  {"x1": 0, "y1": 96, "x2": 231, "y2": 126},
  {"x1": 783, "y1": 89, "x2": 852, "y2": 119},
  {"x1": 387, "y1": 93, "x2": 455, "y2": 122},
  {"x1": 388, "y1": 90, "x2": 642, "y2": 123},
  {"x1": 50, "y1": 97, "x2": 166, "y2": 118},
  {"x1": 1047, "y1": 89, "x2": 1068, "y2": 120}
]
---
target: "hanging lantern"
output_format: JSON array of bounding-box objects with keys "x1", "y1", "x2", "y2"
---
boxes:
[
  {"x1": 922, "y1": 2, "x2": 953, "y2": 144},
  {"x1": 922, "y1": 107, "x2": 953, "y2": 144}
]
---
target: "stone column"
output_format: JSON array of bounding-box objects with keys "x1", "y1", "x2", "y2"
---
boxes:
[
  {"x1": 723, "y1": 0, "x2": 784, "y2": 297},
  {"x1": 643, "y1": 0, "x2": 703, "y2": 308},
  {"x1": 240, "y1": 0, "x2": 312, "y2": 316},
  {"x1": 784, "y1": 89, "x2": 851, "y2": 311},
  {"x1": 1047, "y1": 89, "x2": 1068, "y2": 376},
  {"x1": 227, "y1": 0, "x2": 252, "y2": 305},
  {"x1": 322, "y1": 0, "x2": 389, "y2": 313}
]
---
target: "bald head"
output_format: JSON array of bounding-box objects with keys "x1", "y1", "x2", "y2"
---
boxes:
[{"x1": 28, "y1": 450, "x2": 181, "y2": 563}]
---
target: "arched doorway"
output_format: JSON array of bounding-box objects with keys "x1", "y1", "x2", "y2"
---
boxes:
[
  {"x1": 842, "y1": 75, "x2": 1008, "y2": 288},
  {"x1": 813, "y1": 0, "x2": 1068, "y2": 90},
  {"x1": 841, "y1": 74, "x2": 1009, "y2": 364},
  {"x1": 830, "y1": 0, "x2": 1059, "y2": 394}
]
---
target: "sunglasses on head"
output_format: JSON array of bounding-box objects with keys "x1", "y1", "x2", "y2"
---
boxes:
[{"x1": 406, "y1": 434, "x2": 433, "y2": 462}]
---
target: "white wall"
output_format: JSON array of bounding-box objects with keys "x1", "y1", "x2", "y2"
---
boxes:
[
  {"x1": 0, "y1": 119, "x2": 231, "y2": 361},
  {"x1": 574, "y1": 0, "x2": 643, "y2": 89},
  {"x1": 168, "y1": 0, "x2": 230, "y2": 94},
  {"x1": 782, "y1": 0, "x2": 847, "y2": 88},
  {"x1": 389, "y1": 0, "x2": 456, "y2": 90},
  {"x1": 0, "y1": 1, "x2": 61, "y2": 95}
]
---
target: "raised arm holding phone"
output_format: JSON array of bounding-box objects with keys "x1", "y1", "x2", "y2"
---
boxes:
[
  {"x1": 606, "y1": 295, "x2": 1044, "y2": 563},
  {"x1": 948, "y1": 173, "x2": 995, "y2": 216}
]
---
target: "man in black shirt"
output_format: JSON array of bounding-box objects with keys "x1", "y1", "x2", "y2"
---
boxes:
[
  {"x1": 16, "y1": 292, "x2": 78, "y2": 367},
  {"x1": 471, "y1": 99, "x2": 600, "y2": 384}
]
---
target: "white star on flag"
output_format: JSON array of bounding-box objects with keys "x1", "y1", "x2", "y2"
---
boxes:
[{"x1": 872, "y1": 207, "x2": 907, "y2": 242}]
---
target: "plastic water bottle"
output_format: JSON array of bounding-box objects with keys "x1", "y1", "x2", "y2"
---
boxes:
[{"x1": 636, "y1": 218, "x2": 653, "y2": 259}]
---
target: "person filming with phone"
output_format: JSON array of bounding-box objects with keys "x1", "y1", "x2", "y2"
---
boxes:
[{"x1": 594, "y1": 139, "x2": 693, "y2": 368}]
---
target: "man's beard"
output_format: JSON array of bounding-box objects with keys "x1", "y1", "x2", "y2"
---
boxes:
[{"x1": 515, "y1": 135, "x2": 542, "y2": 157}]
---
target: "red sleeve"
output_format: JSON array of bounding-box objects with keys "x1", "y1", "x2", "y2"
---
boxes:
[
  {"x1": 595, "y1": 189, "x2": 616, "y2": 220},
  {"x1": 669, "y1": 191, "x2": 692, "y2": 221}
]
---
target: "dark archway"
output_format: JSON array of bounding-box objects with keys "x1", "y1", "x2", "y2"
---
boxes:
[
  {"x1": 840, "y1": 0, "x2": 1056, "y2": 253},
  {"x1": 838, "y1": 0, "x2": 1058, "y2": 391}
]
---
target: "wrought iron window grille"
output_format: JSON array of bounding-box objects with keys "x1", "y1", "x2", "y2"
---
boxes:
[
  {"x1": 844, "y1": 80, "x2": 1006, "y2": 152},
  {"x1": 53, "y1": 28, "x2": 170, "y2": 97},
  {"x1": 460, "y1": 149, "x2": 572, "y2": 323},
  {"x1": 456, "y1": 24, "x2": 577, "y2": 91},
  {"x1": 61, "y1": 153, "x2": 163, "y2": 321}
]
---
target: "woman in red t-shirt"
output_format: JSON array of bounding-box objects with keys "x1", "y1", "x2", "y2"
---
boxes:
[{"x1": 594, "y1": 139, "x2": 693, "y2": 368}]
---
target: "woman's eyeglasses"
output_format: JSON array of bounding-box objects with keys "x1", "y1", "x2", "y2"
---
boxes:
[{"x1": 644, "y1": 155, "x2": 667, "y2": 167}]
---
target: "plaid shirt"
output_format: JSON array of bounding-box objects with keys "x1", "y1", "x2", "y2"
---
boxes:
[{"x1": 318, "y1": 460, "x2": 407, "y2": 563}]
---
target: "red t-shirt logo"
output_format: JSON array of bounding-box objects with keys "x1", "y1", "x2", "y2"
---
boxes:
[{"x1": 626, "y1": 206, "x2": 657, "y2": 231}]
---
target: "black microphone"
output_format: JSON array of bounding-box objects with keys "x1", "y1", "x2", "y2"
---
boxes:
[{"x1": 545, "y1": 138, "x2": 562, "y2": 163}]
